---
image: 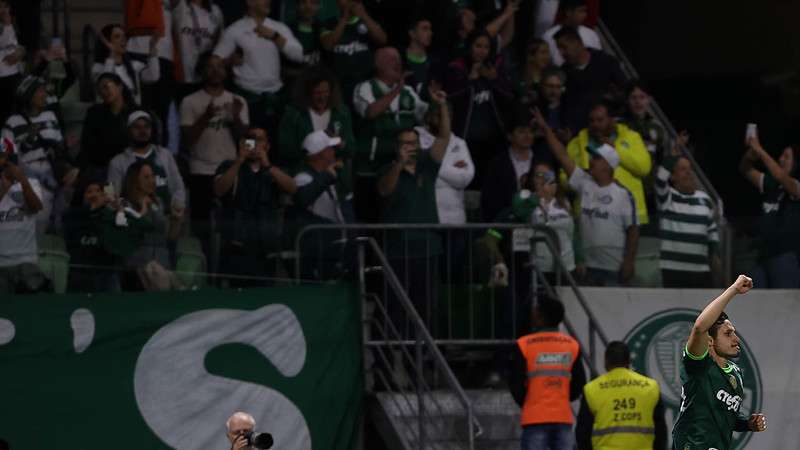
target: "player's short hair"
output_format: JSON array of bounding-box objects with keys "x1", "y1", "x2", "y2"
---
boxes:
[
  {"x1": 605, "y1": 341, "x2": 630, "y2": 367},
  {"x1": 708, "y1": 312, "x2": 730, "y2": 338},
  {"x1": 535, "y1": 294, "x2": 565, "y2": 327}
]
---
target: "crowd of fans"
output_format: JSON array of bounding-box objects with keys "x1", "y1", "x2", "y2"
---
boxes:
[{"x1": 0, "y1": 0, "x2": 797, "y2": 295}]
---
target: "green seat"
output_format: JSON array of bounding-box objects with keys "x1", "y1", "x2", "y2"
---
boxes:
[
  {"x1": 37, "y1": 234, "x2": 70, "y2": 294},
  {"x1": 175, "y1": 237, "x2": 207, "y2": 288}
]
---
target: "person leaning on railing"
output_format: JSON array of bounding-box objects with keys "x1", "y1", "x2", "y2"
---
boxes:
[
  {"x1": 375, "y1": 86, "x2": 450, "y2": 325},
  {"x1": 479, "y1": 159, "x2": 582, "y2": 288},
  {"x1": 536, "y1": 107, "x2": 640, "y2": 287},
  {"x1": 213, "y1": 127, "x2": 296, "y2": 287},
  {"x1": 655, "y1": 134, "x2": 719, "y2": 288}
]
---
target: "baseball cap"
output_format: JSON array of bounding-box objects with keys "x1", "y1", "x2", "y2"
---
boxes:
[
  {"x1": 127, "y1": 110, "x2": 152, "y2": 127},
  {"x1": 302, "y1": 130, "x2": 341, "y2": 156},
  {"x1": 589, "y1": 143, "x2": 620, "y2": 169}
]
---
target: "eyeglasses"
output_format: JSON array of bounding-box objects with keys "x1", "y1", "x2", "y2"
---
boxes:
[{"x1": 533, "y1": 170, "x2": 556, "y2": 183}]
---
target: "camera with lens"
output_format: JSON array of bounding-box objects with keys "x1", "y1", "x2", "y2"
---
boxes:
[{"x1": 244, "y1": 431, "x2": 273, "y2": 449}]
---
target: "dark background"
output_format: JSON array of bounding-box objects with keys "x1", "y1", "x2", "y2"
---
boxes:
[{"x1": 602, "y1": 0, "x2": 800, "y2": 223}]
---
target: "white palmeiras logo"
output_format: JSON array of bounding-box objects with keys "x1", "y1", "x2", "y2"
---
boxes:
[{"x1": 623, "y1": 309, "x2": 763, "y2": 450}]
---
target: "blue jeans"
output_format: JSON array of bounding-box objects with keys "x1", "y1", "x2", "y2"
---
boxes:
[
  {"x1": 750, "y1": 251, "x2": 800, "y2": 289},
  {"x1": 521, "y1": 423, "x2": 574, "y2": 450}
]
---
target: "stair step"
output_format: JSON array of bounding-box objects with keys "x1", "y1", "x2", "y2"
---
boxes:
[{"x1": 373, "y1": 389, "x2": 523, "y2": 448}]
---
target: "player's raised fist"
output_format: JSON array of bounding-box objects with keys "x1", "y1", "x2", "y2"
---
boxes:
[{"x1": 732, "y1": 275, "x2": 753, "y2": 294}]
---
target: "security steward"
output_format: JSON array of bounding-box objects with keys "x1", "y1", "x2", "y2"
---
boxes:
[
  {"x1": 576, "y1": 341, "x2": 667, "y2": 450},
  {"x1": 509, "y1": 295, "x2": 586, "y2": 450}
]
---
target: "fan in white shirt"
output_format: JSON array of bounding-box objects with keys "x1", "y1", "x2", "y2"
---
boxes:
[
  {"x1": 213, "y1": 0, "x2": 303, "y2": 95},
  {"x1": 415, "y1": 103, "x2": 474, "y2": 225},
  {"x1": 533, "y1": 108, "x2": 639, "y2": 286},
  {"x1": 541, "y1": 0, "x2": 602, "y2": 66},
  {"x1": 173, "y1": 0, "x2": 224, "y2": 84}
]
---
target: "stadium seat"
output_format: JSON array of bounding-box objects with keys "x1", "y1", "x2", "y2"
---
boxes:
[
  {"x1": 175, "y1": 237, "x2": 207, "y2": 288},
  {"x1": 37, "y1": 234, "x2": 71, "y2": 294}
]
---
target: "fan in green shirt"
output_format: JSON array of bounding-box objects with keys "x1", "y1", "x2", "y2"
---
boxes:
[
  {"x1": 672, "y1": 275, "x2": 767, "y2": 450},
  {"x1": 320, "y1": 0, "x2": 388, "y2": 101}
]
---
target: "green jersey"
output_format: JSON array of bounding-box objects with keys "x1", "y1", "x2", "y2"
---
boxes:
[{"x1": 672, "y1": 345, "x2": 749, "y2": 450}]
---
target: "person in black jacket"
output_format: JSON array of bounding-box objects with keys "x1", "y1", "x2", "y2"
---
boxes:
[
  {"x1": 555, "y1": 26, "x2": 626, "y2": 130},
  {"x1": 480, "y1": 109, "x2": 556, "y2": 222},
  {"x1": 63, "y1": 175, "x2": 119, "y2": 293},
  {"x1": 78, "y1": 73, "x2": 138, "y2": 179},
  {"x1": 288, "y1": 130, "x2": 352, "y2": 279}
]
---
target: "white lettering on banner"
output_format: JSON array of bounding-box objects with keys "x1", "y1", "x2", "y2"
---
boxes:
[
  {"x1": 716, "y1": 389, "x2": 742, "y2": 412},
  {"x1": 0, "y1": 318, "x2": 15, "y2": 345},
  {"x1": 70, "y1": 308, "x2": 95, "y2": 354},
  {"x1": 134, "y1": 304, "x2": 311, "y2": 450}
]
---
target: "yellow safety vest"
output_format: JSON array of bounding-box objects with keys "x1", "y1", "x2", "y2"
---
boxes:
[{"x1": 583, "y1": 367, "x2": 660, "y2": 450}]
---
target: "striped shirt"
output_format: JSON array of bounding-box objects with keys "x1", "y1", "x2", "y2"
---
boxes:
[
  {"x1": 2, "y1": 111, "x2": 63, "y2": 190},
  {"x1": 655, "y1": 165, "x2": 718, "y2": 272}
]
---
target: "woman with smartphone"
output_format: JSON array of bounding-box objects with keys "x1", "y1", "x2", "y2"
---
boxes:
[
  {"x1": 739, "y1": 130, "x2": 800, "y2": 288},
  {"x1": 114, "y1": 160, "x2": 182, "y2": 291},
  {"x1": 444, "y1": 29, "x2": 513, "y2": 188}
]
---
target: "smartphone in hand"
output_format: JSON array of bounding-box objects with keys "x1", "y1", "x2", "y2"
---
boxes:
[{"x1": 745, "y1": 123, "x2": 758, "y2": 140}]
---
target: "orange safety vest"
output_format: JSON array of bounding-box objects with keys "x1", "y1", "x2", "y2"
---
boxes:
[{"x1": 517, "y1": 330, "x2": 580, "y2": 426}]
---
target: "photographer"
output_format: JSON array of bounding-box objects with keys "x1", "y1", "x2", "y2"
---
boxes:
[
  {"x1": 226, "y1": 411, "x2": 255, "y2": 450},
  {"x1": 739, "y1": 132, "x2": 800, "y2": 288}
]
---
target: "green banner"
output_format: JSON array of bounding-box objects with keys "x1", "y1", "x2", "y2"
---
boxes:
[{"x1": 0, "y1": 285, "x2": 362, "y2": 450}]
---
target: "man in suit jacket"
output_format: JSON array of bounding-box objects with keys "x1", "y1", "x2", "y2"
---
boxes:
[{"x1": 481, "y1": 111, "x2": 556, "y2": 222}]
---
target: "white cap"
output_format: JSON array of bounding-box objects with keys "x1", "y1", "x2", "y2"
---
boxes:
[
  {"x1": 590, "y1": 143, "x2": 620, "y2": 169},
  {"x1": 127, "y1": 110, "x2": 152, "y2": 127},
  {"x1": 302, "y1": 130, "x2": 341, "y2": 156}
]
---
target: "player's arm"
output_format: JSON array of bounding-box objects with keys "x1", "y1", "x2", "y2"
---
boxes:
[{"x1": 686, "y1": 275, "x2": 753, "y2": 357}]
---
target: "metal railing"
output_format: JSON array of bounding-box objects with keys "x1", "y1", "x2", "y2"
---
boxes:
[
  {"x1": 356, "y1": 236, "x2": 481, "y2": 450},
  {"x1": 294, "y1": 223, "x2": 609, "y2": 374},
  {"x1": 596, "y1": 19, "x2": 732, "y2": 284}
]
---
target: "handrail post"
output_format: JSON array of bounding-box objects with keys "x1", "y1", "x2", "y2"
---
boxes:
[{"x1": 416, "y1": 339, "x2": 425, "y2": 450}]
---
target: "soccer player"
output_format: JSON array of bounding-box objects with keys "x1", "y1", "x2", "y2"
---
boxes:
[{"x1": 672, "y1": 275, "x2": 767, "y2": 450}]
